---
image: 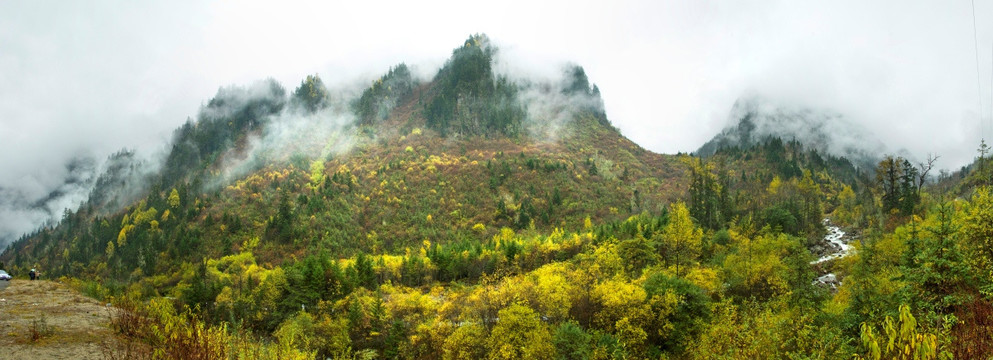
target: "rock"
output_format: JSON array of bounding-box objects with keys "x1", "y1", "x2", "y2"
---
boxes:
[{"x1": 814, "y1": 273, "x2": 841, "y2": 291}]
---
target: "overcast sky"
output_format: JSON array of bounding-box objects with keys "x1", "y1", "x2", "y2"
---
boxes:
[{"x1": 2, "y1": 1, "x2": 993, "y2": 240}]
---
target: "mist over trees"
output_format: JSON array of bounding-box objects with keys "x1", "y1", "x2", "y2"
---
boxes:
[
  {"x1": 426, "y1": 34, "x2": 527, "y2": 137},
  {"x1": 354, "y1": 64, "x2": 415, "y2": 126}
]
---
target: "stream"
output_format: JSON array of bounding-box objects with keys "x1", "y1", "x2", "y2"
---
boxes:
[
  {"x1": 811, "y1": 218, "x2": 852, "y2": 291},
  {"x1": 812, "y1": 220, "x2": 851, "y2": 264}
]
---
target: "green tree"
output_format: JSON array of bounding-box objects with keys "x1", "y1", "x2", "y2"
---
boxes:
[
  {"x1": 876, "y1": 156, "x2": 919, "y2": 216},
  {"x1": 761, "y1": 204, "x2": 800, "y2": 235},
  {"x1": 617, "y1": 231, "x2": 658, "y2": 277},
  {"x1": 293, "y1": 74, "x2": 329, "y2": 112},
  {"x1": 353, "y1": 253, "x2": 376, "y2": 290},
  {"x1": 426, "y1": 34, "x2": 524, "y2": 137},
  {"x1": 903, "y1": 202, "x2": 970, "y2": 312},
  {"x1": 553, "y1": 321, "x2": 590, "y2": 360},
  {"x1": 687, "y1": 159, "x2": 724, "y2": 230},
  {"x1": 796, "y1": 169, "x2": 824, "y2": 233},
  {"x1": 877, "y1": 156, "x2": 901, "y2": 213},
  {"x1": 643, "y1": 272, "x2": 710, "y2": 352},
  {"x1": 355, "y1": 63, "x2": 414, "y2": 125}
]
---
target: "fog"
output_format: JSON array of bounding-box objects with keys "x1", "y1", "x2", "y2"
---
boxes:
[
  {"x1": 205, "y1": 79, "x2": 367, "y2": 189},
  {"x1": 2, "y1": 0, "x2": 992, "y2": 246}
]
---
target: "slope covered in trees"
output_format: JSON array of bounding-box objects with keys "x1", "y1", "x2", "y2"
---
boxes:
[{"x1": 2, "y1": 35, "x2": 992, "y2": 359}]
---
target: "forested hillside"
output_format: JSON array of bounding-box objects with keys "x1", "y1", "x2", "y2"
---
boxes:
[{"x1": 1, "y1": 35, "x2": 991, "y2": 359}]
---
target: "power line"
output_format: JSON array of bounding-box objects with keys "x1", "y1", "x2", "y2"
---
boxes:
[{"x1": 973, "y1": 0, "x2": 985, "y2": 141}]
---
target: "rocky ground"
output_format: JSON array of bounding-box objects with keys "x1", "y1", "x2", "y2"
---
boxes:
[
  {"x1": 809, "y1": 219, "x2": 858, "y2": 291},
  {"x1": 0, "y1": 279, "x2": 121, "y2": 359}
]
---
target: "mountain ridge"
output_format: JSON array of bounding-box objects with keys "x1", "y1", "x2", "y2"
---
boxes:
[
  {"x1": 0, "y1": 35, "x2": 689, "y2": 269},
  {"x1": 696, "y1": 94, "x2": 903, "y2": 170}
]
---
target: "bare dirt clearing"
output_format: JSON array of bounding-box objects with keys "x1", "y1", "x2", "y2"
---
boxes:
[{"x1": 0, "y1": 280, "x2": 119, "y2": 360}]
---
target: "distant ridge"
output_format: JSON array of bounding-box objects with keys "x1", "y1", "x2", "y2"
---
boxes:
[{"x1": 697, "y1": 95, "x2": 896, "y2": 169}]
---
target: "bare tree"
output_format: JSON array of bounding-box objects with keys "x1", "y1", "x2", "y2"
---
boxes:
[{"x1": 916, "y1": 153, "x2": 939, "y2": 196}]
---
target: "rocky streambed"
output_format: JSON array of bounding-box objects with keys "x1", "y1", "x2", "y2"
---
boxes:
[
  {"x1": 811, "y1": 220, "x2": 851, "y2": 264},
  {"x1": 810, "y1": 219, "x2": 855, "y2": 291}
]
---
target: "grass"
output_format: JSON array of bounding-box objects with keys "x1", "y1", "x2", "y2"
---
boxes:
[{"x1": 28, "y1": 315, "x2": 55, "y2": 342}]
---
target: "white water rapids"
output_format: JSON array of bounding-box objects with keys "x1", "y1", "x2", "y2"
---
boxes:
[
  {"x1": 812, "y1": 221, "x2": 851, "y2": 264},
  {"x1": 812, "y1": 219, "x2": 852, "y2": 290}
]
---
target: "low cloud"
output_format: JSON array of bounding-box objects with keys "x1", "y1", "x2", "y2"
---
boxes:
[
  {"x1": 0, "y1": 157, "x2": 98, "y2": 247},
  {"x1": 514, "y1": 70, "x2": 606, "y2": 142},
  {"x1": 209, "y1": 87, "x2": 363, "y2": 188}
]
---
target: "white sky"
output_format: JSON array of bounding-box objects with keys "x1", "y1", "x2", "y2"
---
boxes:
[{"x1": 2, "y1": 0, "x2": 993, "y2": 198}]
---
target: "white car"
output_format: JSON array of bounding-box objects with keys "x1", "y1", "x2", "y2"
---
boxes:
[{"x1": 0, "y1": 270, "x2": 8, "y2": 291}]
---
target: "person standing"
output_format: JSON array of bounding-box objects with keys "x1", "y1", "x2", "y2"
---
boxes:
[{"x1": 29, "y1": 268, "x2": 36, "y2": 280}]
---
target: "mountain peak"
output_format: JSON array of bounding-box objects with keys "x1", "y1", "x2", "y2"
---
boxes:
[{"x1": 698, "y1": 94, "x2": 889, "y2": 168}]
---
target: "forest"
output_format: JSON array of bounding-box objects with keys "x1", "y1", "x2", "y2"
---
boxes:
[{"x1": 1, "y1": 35, "x2": 991, "y2": 359}]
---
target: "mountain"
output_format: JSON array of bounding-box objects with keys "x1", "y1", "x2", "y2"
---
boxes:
[
  {"x1": 2, "y1": 35, "x2": 986, "y2": 360},
  {"x1": 0, "y1": 34, "x2": 688, "y2": 274},
  {"x1": 696, "y1": 95, "x2": 892, "y2": 170}
]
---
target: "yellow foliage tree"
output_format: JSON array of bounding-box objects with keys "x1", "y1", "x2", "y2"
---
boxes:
[
  {"x1": 615, "y1": 316, "x2": 648, "y2": 358},
  {"x1": 486, "y1": 304, "x2": 555, "y2": 360},
  {"x1": 168, "y1": 188, "x2": 181, "y2": 208},
  {"x1": 117, "y1": 225, "x2": 133, "y2": 247},
  {"x1": 722, "y1": 232, "x2": 792, "y2": 299},
  {"x1": 313, "y1": 315, "x2": 351, "y2": 360},
  {"x1": 443, "y1": 323, "x2": 486, "y2": 360},
  {"x1": 834, "y1": 184, "x2": 859, "y2": 226},
  {"x1": 857, "y1": 304, "x2": 949, "y2": 360},
  {"x1": 275, "y1": 311, "x2": 317, "y2": 354},
  {"x1": 768, "y1": 175, "x2": 782, "y2": 195},
  {"x1": 965, "y1": 187, "x2": 993, "y2": 280},
  {"x1": 661, "y1": 201, "x2": 703, "y2": 277},
  {"x1": 309, "y1": 160, "x2": 325, "y2": 190},
  {"x1": 106, "y1": 241, "x2": 115, "y2": 258},
  {"x1": 528, "y1": 263, "x2": 577, "y2": 321},
  {"x1": 591, "y1": 277, "x2": 649, "y2": 329}
]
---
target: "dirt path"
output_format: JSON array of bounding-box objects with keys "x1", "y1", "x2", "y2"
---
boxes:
[{"x1": 0, "y1": 280, "x2": 119, "y2": 360}]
